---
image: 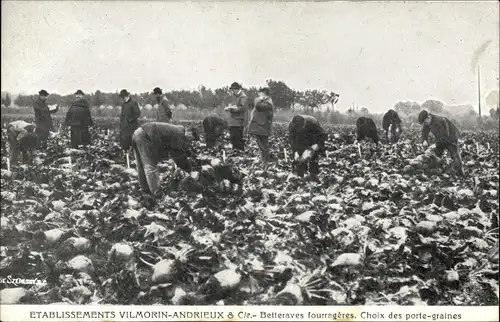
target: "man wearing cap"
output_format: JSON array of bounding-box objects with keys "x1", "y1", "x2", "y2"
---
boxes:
[
  {"x1": 382, "y1": 109, "x2": 402, "y2": 143},
  {"x1": 7, "y1": 120, "x2": 38, "y2": 165},
  {"x1": 418, "y1": 110, "x2": 464, "y2": 176},
  {"x1": 131, "y1": 122, "x2": 200, "y2": 199},
  {"x1": 65, "y1": 90, "x2": 94, "y2": 149},
  {"x1": 33, "y1": 90, "x2": 58, "y2": 149},
  {"x1": 153, "y1": 87, "x2": 172, "y2": 122},
  {"x1": 225, "y1": 82, "x2": 250, "y2": 151},
  {"x1": 288, "y1": 115, "x2": 327, "y2": 180},
  {"x1": 247, "y1": 87, "x2": 274, "y2": 166},
  {"x1": 119, "y1": 89, "x2": 141, "y2": 151},
  {"x1": 202, "y1": 115, "x2": 228, "y2": 149}
]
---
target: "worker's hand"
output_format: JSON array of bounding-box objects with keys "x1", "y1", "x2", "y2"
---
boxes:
[{"x1": 422, "y1": 140, "x2": 429, "y2": 149}]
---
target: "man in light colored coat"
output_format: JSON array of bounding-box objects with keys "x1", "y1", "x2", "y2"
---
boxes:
[
  {"x1": 131, "y1": 122, "x2": 199, "y2": 199},
  {"x1": 119, "y1": 89, "x2": 141, "y2": 151},
  {"x1": 7, "y1": 120, "x2": 38, "y2": 165},
  {"x1": 247, "y1": 87, "x2": 274, "y2": 165},
  {"x1": 225, "y1": 82, "x2": 250, "y2": 151},
  {"x1": 153, "y1": 87, "x2": 172, "y2": 122}
]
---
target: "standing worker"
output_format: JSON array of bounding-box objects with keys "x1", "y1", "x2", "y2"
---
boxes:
[
  {"x1": 7, "y1": 120, "x2": 38, "y2": 165},
  {"x1": 225, "y1": 82, "x2": 250, "y2": 152},
  {"x1": 65, "y1": 90, "x2": 93, "y2": 149},
  {"x1": 131, "y1": 122, "x2": 200, "y2": 199},
  {"x1": 202, "y1": 115, "x2": 228, "y2": 149},
  {"x1": 382, "y1": 109, "x2": 402, "y2": 143},
  {"x1": 153, "y1": 87, "x2": 172, "y2": 122},
  {"x1": 247, "y1": 87, "x2": 274, "y2": 167},
  {"x1": 119, "y1": 89, "x2": 141, "y2": 151},
  {"x1": 33, "y1": 89, "x2": 58, "y2": 149},
  {"x1": 418, "y1": 110, "x2": 464, "y2": 176}
]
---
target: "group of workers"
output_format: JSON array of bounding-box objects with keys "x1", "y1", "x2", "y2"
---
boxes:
[
  {"x1": 5, "y1": 81, "x2": 465, "y2": 201},
  {"x1": 353, "y1": 108, "x2": 464, "y2": 176}
]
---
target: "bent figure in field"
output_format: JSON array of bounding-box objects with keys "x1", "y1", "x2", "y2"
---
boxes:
[
  {"x1": 119, "y1": 89, "x2": 141, "y2": 151},
  {"x1": 288, "y1": 115, "x2": 327, "y2": 179},
  {"x1": 153, "y1": 87, "x2": 172, "y2": 123},
  {"x1": 247, "y1": 87, "x2": 274, "y2": 166},
  {"x1": 132, "y1": 122, "x2": 200, "y2": 198},
  {"x1": 202, "y1": 115, "x2": 228, "y2": 149},
  {"x1": 7, "y1": 120, "x2": 38, "y2": 165},
  {"x1": 382, "y1": 109, "x2": 402, "y2": 143},
  {"x1": 356, "y1": 116, "x2": 379, "y2": 145},
  {"x1": 225, "y1": 82, "x2": 250, "y2": 151},
  {"x1": 33, "y1": 89, "x2": 58, "y2": 149},
  {"x1": 418, "y1": 110, "x2": 464, "y2": 176},
  {"x1": 65, "y1": 90, "x2": 93, "y2": 149}
]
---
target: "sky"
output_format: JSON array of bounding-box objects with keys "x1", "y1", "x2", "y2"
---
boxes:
[{"x1": 1, "y1": 1, "x2": 499, "y2": 112}]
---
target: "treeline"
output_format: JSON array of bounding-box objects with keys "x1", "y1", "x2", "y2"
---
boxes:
[
  {"x1": 5, "y1": 79, "x2": 338, "y2": 112},
  {"x1": 393, "y1": 99, "x2": 499, "y2": 120},
  {"x1": 2, "y1": 80, "x2": 498, "y2": 130}
]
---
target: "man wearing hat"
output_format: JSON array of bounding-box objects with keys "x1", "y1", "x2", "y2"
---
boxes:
[
  {"x1": 65, "y1": 90, "x2": 94, "y2": 149},
  {"x1": 225, "y1": 82, "x2": 250, "y2": 151},
  {"x1": 7, "y1": 120, "x2": 38, "y2": 165},
  {"x1": 418, "y1": 110, "x2": 464, "y2": 176},
  {"x1": 119, "y1": 89, "x2": 141, "y2": 151},
  {"x1": 131, "y1": 122, "x2": 200, "y2": 199},
  {"x1": 33, "y1": 89, "x2": 57, "y2": 149},
  {"x1": 153, "y1": 87, "x2": 172, "y2": 122},
  {"x1": 247, "y1": 87, "x2": 274, "y2": 166}
]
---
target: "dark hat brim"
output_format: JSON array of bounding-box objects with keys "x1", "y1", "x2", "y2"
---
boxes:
[
  {"x1": 229, "y1": 82, "x2": 242, "y2": 90},
  {"x1": 119, "y1": 90, "x2": 130, "y2": 97}
]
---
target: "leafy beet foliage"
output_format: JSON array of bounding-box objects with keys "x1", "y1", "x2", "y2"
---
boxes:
[{"x1": 0, "y1": 122, "x2": 498, "y2": 305}]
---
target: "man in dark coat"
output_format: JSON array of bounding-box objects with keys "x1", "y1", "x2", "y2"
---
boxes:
[
  {"x1": 33, "y1": 89, "x2": 58, "y2": 149},
  {"x1": 356, "y1": 116, "x2": 379, "y2": 145},
  {"x1": 65, "y1": 90, "x2": 94, "y2": 149},
  {"x1": 202, "y1": 115, "x2": 228, "y2": 149},
  {"x1": 131, "y1": 122, "x2": 199, "y2": 198},
  {"x1": 119, "y1": 89, "x2": 141, "y2": 151},
  {"x1": 7, "y1": 120, "x2": 38, "y2": 165},
  {"x1": 153, "y1": 87, "x2": 172, "y2": 122},
  {"x1": 288, "y1": 115, "x2": 327, "y2": 179},
  {"x1": 248, "y1": 87, "x2": 274, "y2": 165},
  {"x1": 418, "y1": 110, "x2": 464, "y2": 176},
  {"x1": 225, "y1": 82, "x2": 250, "y2": 151},
  {"x1": 382, "y1": 109, "x2": 402, "y2": 143}
]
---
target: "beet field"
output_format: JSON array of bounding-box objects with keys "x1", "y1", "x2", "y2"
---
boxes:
[{"x1": 0, "y1": 119, "x2": 498, "y2": 306}]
